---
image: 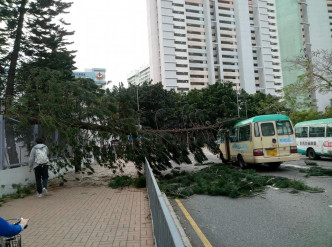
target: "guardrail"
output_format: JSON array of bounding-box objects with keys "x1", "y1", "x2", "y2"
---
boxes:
[{"x1": 145, "y1": 158, "x2": 184, "y2": 247}]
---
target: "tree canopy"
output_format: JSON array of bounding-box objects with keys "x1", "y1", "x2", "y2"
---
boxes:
[
  {"x1": 284, "y1": 49, "x2": 332, "y2": 110},
  {"x1": 1, "y1": 0, "x2": 295, "y2": 175}
]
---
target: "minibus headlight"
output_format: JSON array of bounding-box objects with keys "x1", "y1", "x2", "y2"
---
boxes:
[
  {"x1": 290, "y1": 146, "x2": 298, "y2": 153},
  {"x1": 253, "y1": 149, "x2": 264, "y2": 156}
]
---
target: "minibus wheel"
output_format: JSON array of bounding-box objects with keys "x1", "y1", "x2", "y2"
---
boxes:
[
  {"x1": 307, "y1": 148, "x2": 317, "y2": 160},
  {"x1": 238, "y1": 155, "x2": 248, "y2": 169}
]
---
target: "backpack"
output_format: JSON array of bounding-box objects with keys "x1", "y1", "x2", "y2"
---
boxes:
[{"x1": 35, "y1": 147, "x2": 49, "y2": 165}]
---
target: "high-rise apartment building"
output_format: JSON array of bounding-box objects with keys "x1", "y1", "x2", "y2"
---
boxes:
[
  {"x1": 147, "y1": 0, "x2": 283, "y2": 96},
  {"x1": 147, "y1": 0, "x2": 332, "y2": 111},
  {"x1": 127, "y1": 65, "x2": 151, "y2": 85},
  {"x1": 276, "y1": 0, "x2": 332, "y2": 111}
]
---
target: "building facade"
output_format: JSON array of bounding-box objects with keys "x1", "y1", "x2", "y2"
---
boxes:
[
  {"x1": 73, "y1": 68, "x2": 107, "y2": 86},
  {"x1": 127, "y1": 65, "x2": 151, "y2": 85},
  {"x1": 147, "y1": 0, "x2": 283, "y2": 96},
  {"x1": 147, "y1": 0, "x2": 332, "y2": 110},
  {"x1": 276, "y1": 0, "x2": 332, "y2": 111}
]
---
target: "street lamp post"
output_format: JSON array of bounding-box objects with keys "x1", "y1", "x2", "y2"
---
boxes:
[
  {"x1": 136, "y1": 79, "x2": 141, "y2": 129},
  {"x1": 236, "y1": 85, "x2": 240, "y2": 117}
]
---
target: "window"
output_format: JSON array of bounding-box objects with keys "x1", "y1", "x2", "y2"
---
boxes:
[
  {"x1": 276, "y1": 120, "x2": 293, "y2": 135},
  {"x1": 254, "y1": 123, "x2": 260, "y2": 137},
  {"x1": 295, "y1": 127, "x2": 308, "y2": 138},
  {"x1": 261, "y1": 123, "x2": 275, "y2": 136},
  {"x1": 327, "y1": 124, "x2": 332, "y2": 137},
  {"x1": 309, "y1": 126, "x2": 325, "y2": 137},
  {"x1": 229, "y1": 127, "x2": 238, "y2": 142},
  {"x1": 239, "y1": 125, "x2": 251, "y2": 142}
]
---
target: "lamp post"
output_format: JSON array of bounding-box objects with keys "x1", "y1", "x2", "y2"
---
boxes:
[
  {"x1": 236, "y1": 84, "x2": 240, "y2": 117},
  {"x1": 135, "y1": 77, "x2": 141, "y2": 129}
]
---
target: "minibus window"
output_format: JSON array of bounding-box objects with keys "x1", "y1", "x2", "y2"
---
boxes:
[
  {"x1": 229, "y1": 128, "x2": 238, "y2": 142},
  {"x1": 327, "y1": 125, "x2": 332, "y2": 137},
  {"x1": 261, "y1": 123, "x2": 275, "y2": 136},
  {"x1": 254, "y1": 123, "x2": 260, "y2": 137},
  {"x1": 276, "y1": 120, "x2": 293, "y2": 135},
  {"x1": 295, "y1": 127, "x2": 308, "y2": 137},
  {"x1": 309, "y1": 127, "x2": 325, "y2": 137},
  {"x1": 216, "y1": 135, "x2": 224, "y2": 144},
  {"x1": 239, "y1": 125, "x2": 250, "y2": 141}
]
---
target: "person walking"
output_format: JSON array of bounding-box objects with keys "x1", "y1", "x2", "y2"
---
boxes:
[
  {"x1": 0, "y1": 217, "x2": 29, "y2": 237},
  {"x1": 28, "y1": 138, "x2": 50, "y2": 198}
]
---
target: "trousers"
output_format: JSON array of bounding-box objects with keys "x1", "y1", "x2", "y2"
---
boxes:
[{"x1": 34, "y1": 165, "x2": 49, "y2": 194}]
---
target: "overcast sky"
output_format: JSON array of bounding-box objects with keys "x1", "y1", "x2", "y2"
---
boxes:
[{"x1": 66, "y1": 0, "x2": 149, "y2": 86}]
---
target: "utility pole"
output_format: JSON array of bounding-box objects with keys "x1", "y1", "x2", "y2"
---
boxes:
[
  {"x1": 136, "y1": 77, "x2": 141, "y2": 128},
  {"x1": 236, "y1": 84, "x2": 240, "y2": 117}
]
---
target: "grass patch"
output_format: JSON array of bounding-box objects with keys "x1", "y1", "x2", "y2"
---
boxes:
[
  {"x1": 158, "y1": 163, "x2": 324, "y2": 198},
  {"x1": 0, "y1": 184, "x2": 34, "y2": 207},
  {"x1": 108, "y1": 175, "x2": 146, "y2": 189},
  {"x1": 300, "y1": 166, "x2": 332, "y2": 177}
]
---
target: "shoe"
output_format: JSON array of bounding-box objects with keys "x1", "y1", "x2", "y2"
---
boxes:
[
  {"x1": 42, "y1": 187, "x2": 48, "y2": 194},
  {"x1": 37, "y1": 193, "x2": 43, "y2": 198}
]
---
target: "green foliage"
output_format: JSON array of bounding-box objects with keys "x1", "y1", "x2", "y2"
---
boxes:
[
  {"x1": 109, "y1": 176, "x2": 133, "y2": 189},
  {"x1": 283, "y1": 82, "x2": 313, "y2": 111},
  {"x1": 300, "y1": 166, "x2": 332, "y2": 177},
  {"x1": 4, "y1": 77, "x2": 297, "y2": 174},
  {"x1": 134, "y1": 175, "x2": 146, "y2": 188},
  {"x1": 0, "y1": 1, "x2": 300, "y2": 174},
  {"x1": 305, "y1": 161, "x2": 318, "y2": 166},
  {"x1": 11, "y1": 183, "x2": 33, "y2": 198},
  {"x1": 158, "y1": 164, "x2": 324, "y2": 198},
  {"x1": 108, "y1": 175, "x2": 146, "y2": 189},
  {"x1": 289, "y1": 110, "x2": 327, "y2": 125},
  {"x1": 285, "y1": 50, "x2": 332, "y2": 110},
  {"x1": 268, "y1": 177, "x2": 320, "y2": 192},
  {"x1": 0, "y1": 183, "x2": 33, "y2": 206}
]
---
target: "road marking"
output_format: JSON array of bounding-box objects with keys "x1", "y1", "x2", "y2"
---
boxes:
[{"x1": 175, "y1": 198, "x2": 212, "y2": 247}]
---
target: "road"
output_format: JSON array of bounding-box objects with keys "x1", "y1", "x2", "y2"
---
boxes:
[{"x1": 171, "y1": 156, "x2": 332, "y2": 247}]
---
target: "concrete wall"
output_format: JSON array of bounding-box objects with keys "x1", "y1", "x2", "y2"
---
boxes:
[{"x1": 0, "y1": 165, "x2": 74, "y2": 197}]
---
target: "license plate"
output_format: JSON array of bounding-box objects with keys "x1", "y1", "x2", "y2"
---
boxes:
[{"x1": 267, "y1": 149, "x2": 277, "y2": 156}]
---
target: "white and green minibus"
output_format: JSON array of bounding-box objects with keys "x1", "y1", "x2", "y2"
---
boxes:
[
  {"x1": 218, "y1": 114, "x2": 299, "y2": 168},
  {"x1": 294, "y1": 118, "x2": 332, "y2": 159}
]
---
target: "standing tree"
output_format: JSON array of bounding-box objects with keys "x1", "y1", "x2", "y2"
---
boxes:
[
  {"x1": 0, "y1": 0, "x2": 74, "y2": 164},
  {"x1": 284, "y1": 50, "x2": 332, "y2": 110},
  {"x1": 0, "y1": 0, "x2": 74, "y2": 106}
]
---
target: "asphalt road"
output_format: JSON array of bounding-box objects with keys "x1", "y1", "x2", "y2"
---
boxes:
[{"x1": 171, "y1": 157, "x2": 332, "y2": 247}]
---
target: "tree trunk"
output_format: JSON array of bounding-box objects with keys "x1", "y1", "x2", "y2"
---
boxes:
[
  {"x1": 4, "y1": 0, "x2": 28, "y2": 165},
  {"x1": 4, "y1": 118, "x2": 20, "y2": 165},
  {"x1": 5, "y1": 0, "x2": 28, "y2": 108}
]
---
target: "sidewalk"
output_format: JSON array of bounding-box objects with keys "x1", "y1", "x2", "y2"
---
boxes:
[{"x1": 0, "y1": 165, "x2": 154, "y2": 247}]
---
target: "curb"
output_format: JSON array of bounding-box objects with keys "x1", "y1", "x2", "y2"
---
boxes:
[{"x1": 162, "y1": 193, "x2": 192, "y2": 247}]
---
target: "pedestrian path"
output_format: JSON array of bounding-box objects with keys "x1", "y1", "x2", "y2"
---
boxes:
[{"x1": 0, "y1": 177, "x2": 154, "y2": 247}]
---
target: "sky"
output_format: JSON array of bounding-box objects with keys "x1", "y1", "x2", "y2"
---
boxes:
[{"x1": 66, "y1": 0, "x2": 149, "y2": 87}]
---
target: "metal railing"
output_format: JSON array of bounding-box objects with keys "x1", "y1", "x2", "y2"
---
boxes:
[{"x1": 145, "y1": 158, "x2": 184, "y2": 247}]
